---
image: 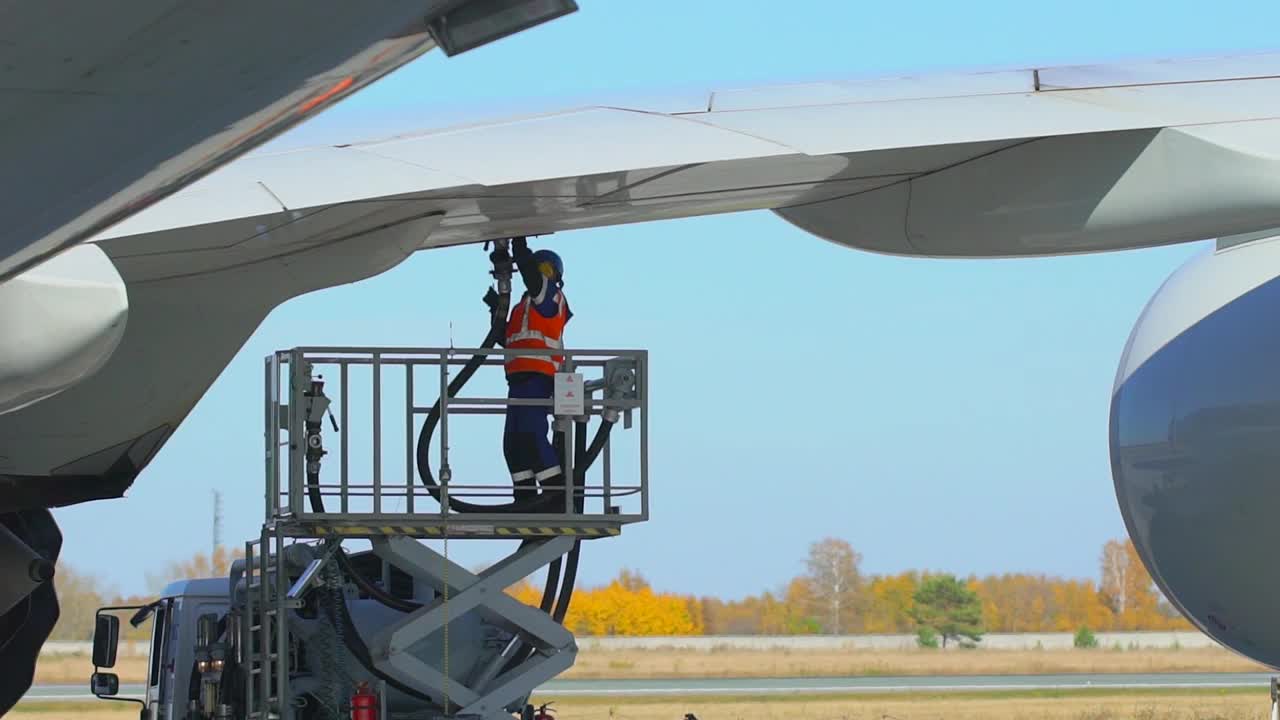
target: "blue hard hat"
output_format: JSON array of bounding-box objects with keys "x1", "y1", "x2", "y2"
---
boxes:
[{"x1": 531, "y1": 249, "x2": 564, "y2": 283}]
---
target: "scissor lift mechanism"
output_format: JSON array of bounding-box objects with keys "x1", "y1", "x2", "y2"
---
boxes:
[{"x1": 245, "y1": 346, "x2": 648, "y2": 719}]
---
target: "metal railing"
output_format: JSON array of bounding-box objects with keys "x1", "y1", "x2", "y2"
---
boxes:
[{"x1": 264, "y1": 346, "x2": 648, "y2": 536}]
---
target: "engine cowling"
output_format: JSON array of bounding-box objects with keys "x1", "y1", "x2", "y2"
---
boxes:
[
  {"x1": 1112, "y1": 233, "x2": 1280, "y2": 666},
  {"x1": 0, "y1": 244, "x2": 127, "y2": 416}
]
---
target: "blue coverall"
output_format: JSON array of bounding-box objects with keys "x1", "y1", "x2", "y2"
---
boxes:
[{"x1": 503, "y1": 249, "x2": 571, "y2": 501}]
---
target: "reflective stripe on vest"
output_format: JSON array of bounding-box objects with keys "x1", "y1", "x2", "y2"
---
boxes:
[{"x1": 505, "y1": 292, "x2": 567, "y2": 375}]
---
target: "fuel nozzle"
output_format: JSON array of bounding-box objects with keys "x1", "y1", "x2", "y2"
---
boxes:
[
  {"x1": 485, "y1": 237, "x2": 515, "y2": 294},
  {"x1": 305, "y1": 375, "x2": 338, "y2": 432},
  {"x1": 302, "y1": 370, "x2": 336, "y2": 481}
]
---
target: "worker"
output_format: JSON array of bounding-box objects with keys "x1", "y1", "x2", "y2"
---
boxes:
[{"x1": 498, "y1": 237, "x2": 572, "y2": 503}]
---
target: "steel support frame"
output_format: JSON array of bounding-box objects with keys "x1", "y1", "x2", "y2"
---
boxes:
[{"x1": 368, "y1": 536, "x2": 578, "y2": 719}]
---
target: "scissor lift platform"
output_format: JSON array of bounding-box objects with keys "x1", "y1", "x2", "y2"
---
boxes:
[
  {"x1": 264, "y1": 346, "x2": 648, "y2": 538},
  {"x1": 243, "y1": 346, "x2": 649, "y2": 719}
]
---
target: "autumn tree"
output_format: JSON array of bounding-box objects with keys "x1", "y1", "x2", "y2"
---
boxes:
[
  {"x1": 1098, "y1": 537, "x2": 1189, "y2": 631},
  {"x1": 1099, "y1": 539, "x2": 1132, "y2": 619},
  {"x1": 514, "y1": 538, "x2": 1192, "y2": 637},
  {"x1": 910, "y1": 575, "x2": 984, "y2": 648},
  {"x1": 862, "y1": 572, "x2": 919, "y2": 633},
  {"x1": 781, "y1": 578, "x2": 821, "y2": 634},
  {"x1": 804, "y1": 538, "x2": 864, "y2": 634},
  {"x1": 146, "y1": 545, "x2": 244, "y2": 593},
  {"x1": 701, "y1": 595, "x2": 765, "y2": 635},
  {"x1": 971, "y1": 573, "x2": 1060, "y2": 632},
  {"x1": 511, "y1": 569, "x2": 700, "y2": 636},
  {"x1": 1050, "y1": 579, "x2": 1112, "y2": 632},
  {"x1": 48, "y1": 563, "x2": 107, "y2": 642}
]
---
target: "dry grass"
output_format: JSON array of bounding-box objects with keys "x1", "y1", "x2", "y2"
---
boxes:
[
  {"x1": 34, "y1": 646, "x2": 1266, "y2": 686},
  {"x1": 17, "y1": 689, "x2": 1273, "y2": 720},
  {"x1": 531, "y1": 689, "x2": 1272, "y2": 720},
  {"x1": 11, "y1": 704, "x2": 136, "y2": 719},
  {"x1": 563, "y1": 647, "x2": 1267, "y2": 680},
  {"x1": 34, "y1": 653, "x2": 147, "y2": 684}
]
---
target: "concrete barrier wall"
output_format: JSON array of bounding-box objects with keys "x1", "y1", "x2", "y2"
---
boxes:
[
  {"x1": 574, "y1": 631, "x2": 1218, "y2": 651},
  {"x1": 43, "y1": 631, "x2": 1219, "y2": 656}
]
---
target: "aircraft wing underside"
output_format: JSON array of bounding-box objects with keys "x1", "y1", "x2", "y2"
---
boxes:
[
  {"x1": 6, "y1": 49, "x2": 1280, "y2": 508},
  {"x1": 0, "y1": 0, "x2": 448, "y2": 283}
]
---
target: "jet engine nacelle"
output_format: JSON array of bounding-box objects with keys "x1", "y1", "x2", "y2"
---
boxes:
[
  {"x1": 1112, "y1": 233, "x2": 1280, "y2": 666},
  {"x1": 0, "y1": 244, "x2": 127, "y2": 416}
]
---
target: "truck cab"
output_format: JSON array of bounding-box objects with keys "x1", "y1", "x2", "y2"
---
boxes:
[{"x1": 92, "y1": 578, "x2": 230, "y2": 720}]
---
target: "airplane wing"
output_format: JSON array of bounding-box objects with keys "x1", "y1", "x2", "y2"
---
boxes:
[
  {"x1": 0, "y1": 0, "x2": 531, "y2": 282},
  {"x1": 7, "y1": 50, "x2": 1280, "y2": 509}
]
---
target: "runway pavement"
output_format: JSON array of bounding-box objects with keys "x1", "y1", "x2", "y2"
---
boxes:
[{"x1": 20, "y1": 672, "x2": 1276, "y2": 703}]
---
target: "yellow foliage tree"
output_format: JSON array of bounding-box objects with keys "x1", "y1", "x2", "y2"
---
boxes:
[
  {"x1": 862, "y1": 572, "x2": 919, "y2": 633},
  {"x1": 508, "y1": 569, "x2": 700, "y2": 636},
  {"x1": 500, "y1": 537, "x2": 1193, "y2": 636},
  {"x1": 1050, "y1": 579, "x2": 1112, "y2": 632},
  {"x1": 1100, "y1": 538, "x2": 1190, "y2": 631}
]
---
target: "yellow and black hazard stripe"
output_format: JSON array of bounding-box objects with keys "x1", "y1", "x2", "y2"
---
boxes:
[
  {"x1": 307, "y1": 525, "x2": 620, "y2": 538},
  {"x1": 494, "y1": 527, "x2": 619, "y2": 538}
]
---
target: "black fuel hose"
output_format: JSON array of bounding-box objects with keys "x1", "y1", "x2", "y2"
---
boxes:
[
  {"x1": 338, "y1": 547, "x2": 421, "y2": 613},
  {"x1": 551, "y1": 541, "x2": 581, "y2": 625},
  {"x1": 305, "y1": 469, "x2": 424, "y2": 614},
  {"x1": 552, "y1": 418, "x2": 614, "y2": 627},
  {"x1": 413, "y1": 346, "x2": 601, "y2": 514},
  {"x1": 414, "y1": 377, "x2": 614, "y2": 515},
  {"x1": 550, "y1": 420, "x2": 589, "y2": 625},
  {"x1": 539, "y1": 553, "x2": 562, "y2": 614}
]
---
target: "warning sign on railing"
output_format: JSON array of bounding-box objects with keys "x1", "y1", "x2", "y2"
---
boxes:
[{"x1": 554, "y1": 372, "x2": 585, "y2": 416}]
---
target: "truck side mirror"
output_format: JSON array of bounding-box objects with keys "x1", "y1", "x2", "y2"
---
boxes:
[
  {"x1": 92, "y1": 614, "x2": 119, "y2": 668},
  {"x1": 91, "y1": 672, "x2": 119, "y2": 697}
]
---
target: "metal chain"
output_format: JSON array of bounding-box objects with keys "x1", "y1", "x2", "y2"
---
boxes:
[
  {"x1": 316, "y1": 546, "x2": 353, "y2": 720},
  {"x1": 325, "y1": 552, "x2": 354, "y2": 688}
]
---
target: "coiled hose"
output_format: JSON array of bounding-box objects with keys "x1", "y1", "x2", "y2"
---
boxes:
[{"x1": 412, "y1": 333, "x2": 614, "y2": 515}]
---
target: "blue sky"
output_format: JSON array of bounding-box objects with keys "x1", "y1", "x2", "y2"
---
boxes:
[{"x1": 55, "y1": 0, "x2": 1280, "y2": 599}]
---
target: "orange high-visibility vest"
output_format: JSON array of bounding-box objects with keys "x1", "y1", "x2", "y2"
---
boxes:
[{"x1": 505, "y1": 291, "x2": 568, "y2": 376}]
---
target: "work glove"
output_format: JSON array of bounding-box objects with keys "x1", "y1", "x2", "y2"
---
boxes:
[
  {"x1": 512, "y1": 236, "x2": 529, "y2": 255},
  {"x1": 483, "y1": 287, "x2": 501, "y2": 312}
]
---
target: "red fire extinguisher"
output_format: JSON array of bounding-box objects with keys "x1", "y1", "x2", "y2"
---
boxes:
[{"x1": 351, "y1": 682, "x2": 378, "y2": 720}]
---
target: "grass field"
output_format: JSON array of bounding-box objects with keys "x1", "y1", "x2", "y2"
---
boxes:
[
  {"x1": 35, "y1": 646, "x2": 1267, "y2": 686},
  {"x1": 565, "y1": 647, "x2": 1266, "y2": 679},
  {"x1": 15, "y1": 689, "x2": 1275, "y2": 720}
]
